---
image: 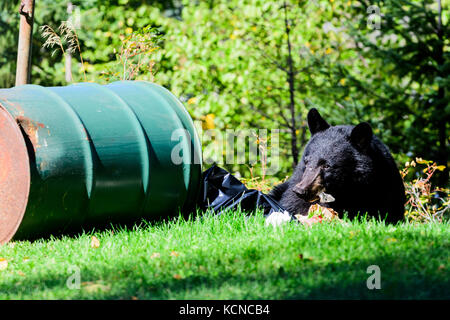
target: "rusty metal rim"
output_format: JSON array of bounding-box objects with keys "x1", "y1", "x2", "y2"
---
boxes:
[{"x1": 0, "y1": 104, "x2": 30, "y2": 244}]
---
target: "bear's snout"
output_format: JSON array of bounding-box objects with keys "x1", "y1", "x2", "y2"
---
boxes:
[{"x1": 293, "y1": 167, "x2": 323, "y2": 202}]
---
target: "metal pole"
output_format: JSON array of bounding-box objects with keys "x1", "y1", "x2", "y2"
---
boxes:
[{"x1": 15, "y1": 0, "x2": 35, "y2": 86}]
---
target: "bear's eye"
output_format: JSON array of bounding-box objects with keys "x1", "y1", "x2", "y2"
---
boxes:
[
  {"x1": 317, "y1": 159, "x2": 327, "y2": 168},
  {"x1": 319, "y1": 160, "x2": 330, "y2": 169}
]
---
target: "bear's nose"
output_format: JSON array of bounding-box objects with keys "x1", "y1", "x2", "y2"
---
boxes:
[{"x1": 293, "y1": 185, "x2": 307, "y2": 197}]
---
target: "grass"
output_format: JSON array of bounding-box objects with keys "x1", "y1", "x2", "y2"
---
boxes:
[{"x1": 0, "y1": 209, "x2": 449, "y2": 300}]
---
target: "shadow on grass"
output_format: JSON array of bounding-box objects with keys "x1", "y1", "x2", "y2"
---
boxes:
[{"x1": 1, "y1": 244, "x2": 448, "y2": 299}]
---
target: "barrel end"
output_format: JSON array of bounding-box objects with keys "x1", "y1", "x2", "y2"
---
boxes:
[{"x1": 0, "y1": 106, "x2": 30, "y2": 244}]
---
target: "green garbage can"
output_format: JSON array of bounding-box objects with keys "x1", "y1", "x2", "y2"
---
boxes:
[{"x1": 0, "y1": 81, "x2": 202, "y2": 242}]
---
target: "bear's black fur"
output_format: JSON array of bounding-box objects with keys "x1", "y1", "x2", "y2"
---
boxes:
[{"x1": 269, "y1": 108, "x2": 405, "y2": 223}]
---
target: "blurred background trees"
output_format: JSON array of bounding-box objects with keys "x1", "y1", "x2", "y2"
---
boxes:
[{"x1": 0, "y1": 0, "x2": 448, "y2": 184}]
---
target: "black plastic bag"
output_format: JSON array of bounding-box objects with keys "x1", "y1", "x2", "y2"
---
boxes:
[{"x1": 198, "y1": 165, "x2": 289, "y2": 217}]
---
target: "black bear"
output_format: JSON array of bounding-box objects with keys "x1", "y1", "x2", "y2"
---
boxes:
[{"x1": 269, "y1": 108, "x2": 405, "y2": 223}]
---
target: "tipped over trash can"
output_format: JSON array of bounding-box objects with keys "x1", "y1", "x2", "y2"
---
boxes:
[{"x1": 0, "y1": 81, "x2": 202, "y2": 242}]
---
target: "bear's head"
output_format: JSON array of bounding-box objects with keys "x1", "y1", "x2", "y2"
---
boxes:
[{"x1": 292, "y1": 108, "x2": 375, "y2": 204}]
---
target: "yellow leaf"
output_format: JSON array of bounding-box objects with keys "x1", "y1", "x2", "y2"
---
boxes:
[
  {"x1": 339, "y1": 78, "x2": 346, "y2": 86},
  {"x1": 415, "y1": 158, "x2": 429, "y2": 164},
  {"x1": 204, "y1": 114, "x2": 215, "y2": 129},
  {"x1": 0, "y1": 258, "x2": 8, "y2": 271},
  {"x1": 82, "y1": 281, "x2": 111, "y2": 293},
  {"x1": 386, "y1": 238, "x2": 398, "y2": 243},
  {"x1": 436, "y1": 165, "x2": 445, "y2": 171},
  {"x1": 187, "y1": 97, "x2": 197, "y2": 105},
  {"x1": 91, "y1": 236, "x2": 100, "y2": 249},
  {"x1": 170, "y1": 251, "x2": 179, "y2": 257},
  {"x1": 325, "y1": 47, "x2": 333, "y2": 54}
]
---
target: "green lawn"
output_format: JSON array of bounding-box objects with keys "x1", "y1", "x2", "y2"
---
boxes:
[{"x1": 0, "y1": 210, "x2": 448, "y2": 299}]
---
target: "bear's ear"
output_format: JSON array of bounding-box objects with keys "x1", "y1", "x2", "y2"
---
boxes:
[
  {"x1": 307, "y1": 108, "x2": 330, "y2": 135},
  {"x1": 350, "y1": 122, "x2": 373, "y2": 150}
]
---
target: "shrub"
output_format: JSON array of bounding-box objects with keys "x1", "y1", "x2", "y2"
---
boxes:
[{"x1": 401, "y1": 158, "x2": 449, "y2": 223}]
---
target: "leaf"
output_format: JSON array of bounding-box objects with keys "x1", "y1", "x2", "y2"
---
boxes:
[
  {"x1": 415, "y1": 158, "x2": 430, "y2": 164},
  {"x1": 150, "y1": 252, "x2": 161, "y2": 259},
  {"x1": 170, "y1": 251, "x2": 179, "y2": 257},
  {"x1": 82, "y1": 281, "x2": 111, "y2": 293},
  {"x1": 90, "y1": 236, "x2": 100, "y2": 249},
  {"x1": 0, "y1": 258, "x2": 8, "y2": 271},
  {"x1": 435, "y1": 165, "x2": 445, "y2": 171},
  {"x1": 187, "y1": 97, "x2": 197, "y2": 105},
  {"x1": 173, "y1": 274, "x2": 183, "y2": 280}
]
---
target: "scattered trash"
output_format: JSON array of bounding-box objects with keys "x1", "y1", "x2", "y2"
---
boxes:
[
  {"x1": 295, "y1": 204, "x2": 342, "y2": 226},
  {"x1": 198, "y1": 165, "x2": 290, "y2": 218},
  {"x1": 199, "y1": 166, "x2": 344, "y2": 228},
  {"x1": 265, "y1": 211, "x2": 292, "y2": 228},
  {"x1": 319, "y1": 191, "x2": 335, "y2": 203}
]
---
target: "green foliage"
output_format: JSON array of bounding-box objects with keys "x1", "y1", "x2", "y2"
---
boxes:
[
  {"x1": 151, "y1": 0, "x2": 449, "y2": 181},
  {"x1": 0, "y1": 0, "x2": 448, "y2": 183},
  {"x1": 344, "y1": 0, "x2": 449, "y2": 185},
  {"x1": 100, "y1": 25, "x2": 162, "y2": 82},
  {"x1": 151, "y1": 0, "x2": 367, "y2": 177},
  {"x1": 0, "y1": 0, "x2": 177, "y2": 86},
  {"x1": 401, "y1": 158, "x2": 449, "y2": 222},
  {"x1": 0, "y1": 1, "x2": 20, "y2": 88}
]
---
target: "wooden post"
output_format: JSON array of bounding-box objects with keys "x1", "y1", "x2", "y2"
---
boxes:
[
  {"x1": 65, "y1": 2, "x2": 73, "y2": 83},
  {"x1": 15, "y1": 0, "x2": 35, "y2": 86}
]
